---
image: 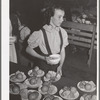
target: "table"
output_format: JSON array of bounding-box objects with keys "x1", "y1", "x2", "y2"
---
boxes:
[{"x1": 10, "y1": 62, "x2": 96, "y2": 100}]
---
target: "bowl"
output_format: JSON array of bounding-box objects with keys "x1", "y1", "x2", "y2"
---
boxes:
[{"x1": 49, "y1": 54, "x2": 61, "y2": 65}]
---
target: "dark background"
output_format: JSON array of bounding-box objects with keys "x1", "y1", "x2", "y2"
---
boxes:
[{"x1": 10, "y1": 0, "x2": 97, "y2": 31}]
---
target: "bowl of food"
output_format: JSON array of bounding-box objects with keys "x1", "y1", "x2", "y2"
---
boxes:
[
  {"x1": 80, "y1": 94, "x2": 97, "y2": 100},
  {"x1": 49, "y1": 54, "x2": 61, "y2": 65},
  {"x1": 44, "y1": 71, "x2": 61, "y2": 82},
  {"x1": 77, "y1": 81, "x2": 96, "y2": 92},
  {"x1": 10, "y1": 84, "x2": 20, "y2": 95},
  {"x1": 28, "y1": 66, "x2": 45, "y2": 77},
  {"x1": 43, "y1": 95, "x2": 63, "y2": 100},
  {"x1": 24, "y1": 77, "x2": 42, "y2": 88},
  {"x1": 38, "y1": 82, "x2": 57, "y2": 95},
  {"x1": 28, "y1": 90, "x2": 42, "y2": 100},
  {"x1": 59, "y1": 86, "x2": 79, "y2": 100},
  {"x1": 10, "y1": 71, "x2": 26, "y2": 83}
]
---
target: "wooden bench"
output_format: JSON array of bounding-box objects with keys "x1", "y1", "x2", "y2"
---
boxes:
[{"x1": 61, "y1": 21, "x2": 97, "y2": 67}]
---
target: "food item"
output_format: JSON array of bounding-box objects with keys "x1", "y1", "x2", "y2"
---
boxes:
[
  {"x1": 84, "y1": 94, "x2": 91, "y2": 100},
  {"x1": 20, "y1": 89, "x2": 28, "y2": 99},
  {"x1": 29, "y1": 78, "x2": 36, "y2": 85},
  {"x1": 46, "y1": 73, "x2": 51, "y2": 79},
  {"x1": 48, "y1": 86, "x2": 54, "y2": 94},
  {"x1": 12, "y1": 85, "x2": 20, "y2": 93},
  {"x1": 53, "y1": 97, "x2": 59, "y2": 100},
  {"x1": 85, "y1": 83, "x2": 92, "y2": 91},
  {"x1": 79, "y1": 81, "x2": 85, "y2": 88},
  {"x1": 61, "y1": 90, "x2": 70, "y2": 96},
  {"x1": 16, "y1": 73, "x2": 23, "y2": 79},
  {"x1": 71, "y1": 87, "x2": 77, "y2": 93},
  {"x1": 28, "y1": 91, "x2": 39, "y2": 100},
  {"x1": 68, "y1": 92, "x2": 75, "y2": 98},
  {"x1": 44, "y1": 97, "x2": 52, "y2": 100},
  {"x1": 37, "y1": 69, "x2": 43, "y2": 75},
  {"x1": 10, "y1": 75, "x2": 16, "y2": 79},
  {"x1": 91, "y1": 95, "x2": 97, "y2": 100},
  {"x1": 41, "y1": 85, "x2": 49, "y2": 92}
]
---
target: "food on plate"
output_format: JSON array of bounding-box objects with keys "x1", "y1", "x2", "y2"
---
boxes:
[
  {"x1": 61, "y1": 89, "x2": 70, "y2": 96},
  {"x1": 71, "y1": 87, "x2": 77, "y2": 93},
  {"x1": 20, "y1": 89, "x2": 28, "y2": 99},
  {"x1": 44, "y1": 95, "x2": 54, "y2": 100},
  {"x1": 39, "y1": 82, "x2": 57, "y2": 95},
  {"x1": 34, "y1": 66, "x2": 39, "y2": 71},
  {"x1": 10, "y1": 75, "x2": 16, "y2": 79},
  {"x1": 85, "y1": 83, "x2": 92, "y2": 91},
  {"x1": 12, "y1": 85, "x2": 20, "y2": 93},
  {"x1": 10, "y1": 71, "x2": 26, "y2": 82},
  {"x1": 29, "y1": 77, "x2": 37, "y2": 85},
  {"x1": 44, "y1": 97, "x2": 52, "y2": 100},
  {"x1": 41, "y1": 85, "x2": 49, "y2": 92},
  {"x1": 78, "y1": 81, "x2": 96, "y2": 92},
  {"x1": 79, "y1": 81, "x2": 86, "y2": 89},
  {"x1": 81, "y1": 94, "x2": 97, "y2": 100},
  {"x1": 92, "y1": 95, "x2": 97, "y2": 100},
  {"x1": 44, "y1": 71, "x2": 61, "y2": 82},
  {"x1": 16, "y1": 73, "x2": 23, "y2": 79},
  {"x1": 28, "y1": 91, "x2": 39, "y2": 100},
  {"x1": 28, "y1": 66, "x2": 44, "y2": 77},
  {"x1": 60, "y1": 86, "x2": 79, "y2": 99},
  {"x1": 53, "y1": 97, "x2": 59, "y2": 100},
  {"x1": 37, "y1": 69, "x2": 43, "y2": 75}
]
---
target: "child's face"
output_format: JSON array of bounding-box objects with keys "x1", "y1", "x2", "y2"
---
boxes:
[{"x1": 50, "y1": 9, "x2": 65, "y2": 27}]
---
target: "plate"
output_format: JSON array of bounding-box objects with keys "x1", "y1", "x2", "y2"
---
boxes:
[
  {"x1": 10, "y1": 71, "x2": 26, "y2": 83},
  {"x1": 77, "y1": 81, "x2": 96, "y2": 92},
  {"x1": 27, "y1": 90, "x2": 42, "y2": 100},
  {"x1": 43, "y1": 95, "x2": 63, "y2": 100},
  {"x1": 59, "y1": 89, "x2": 79, "y2": 100},
  {"x1": 38, "y1": 85, "x2": 57, "y2": 95},
  {"x1": 80, "y1": 94, "x2": 97, "y2": 100},
  {"x1": 10, "y1": 84, "x2": 20, "y2": 95},
  {"x1": 28, "y1": 69, "x2": 45, "y2": 77},
  {"x1": 24, "y1": 78, "x2": 42, "y2": 88},
  {"x1": 44, "y1": 71, "x2": 61, "y2": 82}
]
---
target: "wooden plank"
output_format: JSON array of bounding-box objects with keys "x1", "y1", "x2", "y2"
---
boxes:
[
  {"x1": 65, "y1": 29, "x2": 93, "y2": 37},
  {"x1": 68, "y1": 36, "x2": 91, "y2": 43},
  {"x1": 61, "y1": 21, "x2": 94, "y2": 32},
  {"x1": 69, "y1": 40, "x2": 91, "y2": 48}
]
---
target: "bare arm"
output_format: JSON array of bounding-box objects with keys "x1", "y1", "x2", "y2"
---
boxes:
[{"x1": 26, "y1": 46, "x2": 46, "y2": 61}]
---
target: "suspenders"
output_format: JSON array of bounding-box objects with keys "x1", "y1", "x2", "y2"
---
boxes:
[{"x1": 41, "y1": 28, "x2": 63, "y2": 55}]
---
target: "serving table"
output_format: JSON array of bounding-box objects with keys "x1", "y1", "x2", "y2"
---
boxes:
[{"x1": 10, "y1": 62, "x2": 96, "y2": 100}]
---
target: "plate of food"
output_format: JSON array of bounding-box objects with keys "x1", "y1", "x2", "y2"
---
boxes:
[
  {"x1": 44, "y1": 71, "x2": 61, "y2": 82},
  {"x1": 77, "y1": 81, "x2": 96, "y2": 92},
  {"x1": 43, "y1": 95, "x2": 63, "y2": 100},
  {"x1": 38, "y1": 82, "x2": 57, "y2": 95},
  {"x1": 10, "y1": 71, "x2": 26, "y2": 83},
  {"x1": 27, "y1": 90, "x2": 42, "y2": 100},
  {"x1": 80, "y1": 94, "x2": 97, "y2": 100},
  {"x1": 59, "y1": 86, "x2": 79, "y2": 100},
  {"x1": 24, "y1": 77, "x2": 42, "y2": 88},
  {"x1": 10, "y1": 84, "x2": 20, "y2": 95},
  {"x1": 20, "y1": 88, "x2": 28, "y2": 99},
  {"x1": 28, "y1": 66, "x2": 45, "y2": 77}
]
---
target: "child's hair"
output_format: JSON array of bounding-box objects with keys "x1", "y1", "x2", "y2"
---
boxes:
[{"x1": 43, "y1": 4, "x2": 65, "y2": 25}]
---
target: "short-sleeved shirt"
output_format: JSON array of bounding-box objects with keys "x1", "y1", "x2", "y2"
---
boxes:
[{"x1": 28, "y1": 24, "x2": 69, "y2": 55}]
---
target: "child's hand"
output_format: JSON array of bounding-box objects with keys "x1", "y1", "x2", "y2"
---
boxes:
[{"x1": 57, "y1": 66, "x2": 62, "y2": 76}]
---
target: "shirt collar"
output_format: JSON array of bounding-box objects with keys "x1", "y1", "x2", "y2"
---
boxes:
[{"x1": 50, "y1": 21, "x2": 60, "y2": 32}]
